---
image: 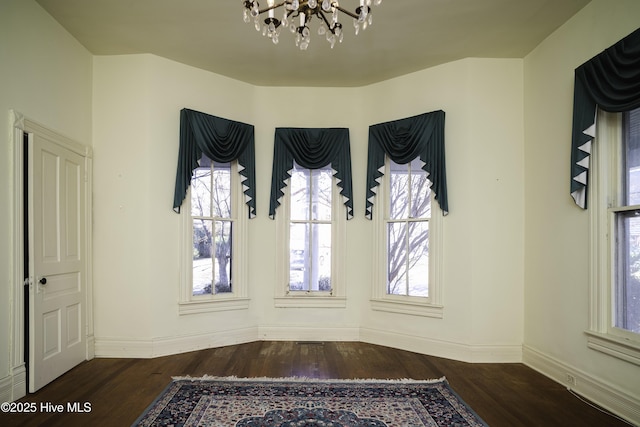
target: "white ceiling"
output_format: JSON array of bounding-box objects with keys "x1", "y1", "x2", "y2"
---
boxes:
[{"x1": 36, "y1": 0, "x2": 590, "y2": 87}]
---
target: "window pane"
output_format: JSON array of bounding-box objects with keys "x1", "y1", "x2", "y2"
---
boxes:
[
  {"x1": 212, "y1": 162, "x2": 231, "y2": 218},
  {"x1": 290, "y1": 166, "x2": 310, "y2": 221},
  {"x1": 387, "y1": 222, "x2": 407, "y2": 295},
  {"x1": 290, "y1": 164, "x2": 332, "y2": 221},
  {"x1": 190, "y1": 156, "x2": 234, "y2": 297},
  {"x1": 314, "y1": 223, "x2": 332, "y2": 291},
  {"x1": 289, "y1": 223, "x2": 331, "y2": 291},
  {"x1": 288, "y1": 163, "x2": 333, "y2": 293},
  {"x1": 387, "y1": 221, "x2": 430, "y2": 297},
  {"x1": 191, "y1": 167, "x2": 211, "y2": 217},
  {"x1": 615, "y1": 212, "x2": 640, "y2": 333},
  {"x1": 193, "y1": 219, "x2": 213, "y2": 295},
  {"x1": 313, "y1": 168, "x2": 332, "y2": 221},
  {"x1": 386, "y1": 157, "x2": 431, "y2": 297},
  {"x1": 214, "y1": 220, "x2": 232, "y2": 293},
  {"x1": 389, "y1": 159, "x2": 431, "y2": 220},
  {"x1": 289, "y1": 223, "x2": 308, "y2": 291},
  {"x1": 407, "y1": 221, "x2": 429, "y2": 297},
  {"x1": 192, "y1": 220, "x2": 233, "y2": 296},
  {"x1": 625, "y1": 108, "x2": 640, "y2": 206},
  {"x1": 410, "y1": 159, "x2": 431, "y2": 219},
  {"x1": 389, "y1": 161, "x2": 409, "y2": 219}
]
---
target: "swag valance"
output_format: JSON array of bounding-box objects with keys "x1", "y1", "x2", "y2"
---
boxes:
[
  {"x1": 570, "y1": 27, "x2": 640, "y2": 208},
  {"x1": 269, "y1": 128, "x2": 353, "y2": 219},
  {"x1": 173, "y1": 108, "x2": 256, "y2": 218},
  {"x1": 365, "y1": 110, "x2": 448, "y2": 219}
]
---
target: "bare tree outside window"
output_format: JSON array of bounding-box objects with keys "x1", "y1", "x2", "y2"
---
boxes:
[
  {"x1": 190, "y1": 156, "x2": 233, "y2": 295},
  {"x1": 387, "y1": 158, "x2": 431, "y2": 297},
  {"x1": 289, "y1": 162, "x2": 332, "y2": 292}
]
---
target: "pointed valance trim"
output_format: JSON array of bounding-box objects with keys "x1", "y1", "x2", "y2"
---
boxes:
[
  {"x1": 365, "y1": 110, "x2": 448, "y2": 219},
  {"x1": 269, "y1": 128, "x2": 353, "y2": 219},
  {"x1": 173, "y1": 108, "x2": 256, "y2": 218},
  {"x1": 570, "y1": 27, "x2": 640, "y2": 208}
]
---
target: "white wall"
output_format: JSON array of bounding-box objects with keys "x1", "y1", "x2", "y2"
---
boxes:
[
  {"x1": 0, "y1": 0, "x2": 92, "y2": 401},
  {"x1": 359, "y1": 59, "x2": 525, "y2": 361},
  {"x1": 4, "y1": 0, "x2": 637, "y2": 420},
  {"x1": 92, "y1": 55, "x2": 261, "y2": 356},
  {"x1": 523, "y1": 0, "x2": 640, "y2": 416},
  {"x1": 91, "y1": 54, "x2": 525, "y2": 362},
  {"x1": 251, "y1": 85, "x2": 366, "y2": 339}
]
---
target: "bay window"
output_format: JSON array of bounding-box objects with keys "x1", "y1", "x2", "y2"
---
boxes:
[
  {"x1": 365, "y1": 111, "x2": 447, "y2": 317},
  {"x1": 269, "y1": 127, "x2": 352, "y2": 308}
]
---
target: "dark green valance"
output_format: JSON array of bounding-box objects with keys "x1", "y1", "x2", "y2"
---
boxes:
[
  {"x1": 173, "y1": 108, "x2": 256, "y2": 218},
  {"x1": 269, "y1": 128, "x2": 353, "y2": 219},
  {"x1": 365, "y1": 110, "x2": 448, "y2": 219},
  {"x1": 570, "y1": 27, "x2": 640, "y2": 208}
]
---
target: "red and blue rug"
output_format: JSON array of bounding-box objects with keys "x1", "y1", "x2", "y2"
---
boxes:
[{"x1": 133, "y1": 376, "x2": 488, "y2": 426}]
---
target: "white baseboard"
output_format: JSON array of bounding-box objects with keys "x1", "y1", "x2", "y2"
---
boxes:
[
  {"x1": 257, "y1": 325, "x2": 360, "y2": 342},
  {"x1": 0, "y1": 374, "x2": 12, "y2": 403},
  {"x1": 95, "y1": 326, "x2": 520, "y2": 362},
  {"x1": 95, "y1": 326, "x2": 360, "y2": 358},
  {"x1": 523, "y1": 345, "x2": 640, "y2": 425},
  {"x1": 94, "y1": 327, "x2": 259, "y2": 358},
  {"x1": 0, "y1": 365, "x2": 27, "y2": 403},
  {"x1": 360, "y1": 327, "x2": 523, "y2": 363}
]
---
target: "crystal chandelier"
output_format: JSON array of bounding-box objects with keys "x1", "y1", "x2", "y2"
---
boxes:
[{"x1": 242, "y1": 0, "x2": 382, "y2": 50}]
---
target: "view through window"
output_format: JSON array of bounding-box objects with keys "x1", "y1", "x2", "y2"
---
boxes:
[
  {"x1": 386, "y1": 158, "x2": 431, "y2": 297},
  {"x1": 289, "y1": 162, "x2": 333, "y2": 292},
  {"x1": 190, "y1": 156, "x2": 233, "y2": 296}
]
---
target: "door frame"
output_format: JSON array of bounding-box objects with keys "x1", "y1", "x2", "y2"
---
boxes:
[{"x1": 10, "y1": 110, "x2": 94, "y2": 398}]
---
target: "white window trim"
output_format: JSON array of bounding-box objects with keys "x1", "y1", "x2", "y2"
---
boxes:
[
  {"x1": 587, "y1": 109, "x2": 640, "y2": 366},
  {"x1": 274, "y1": 170, "x2": 347, "y2": 308},
  {"x1": 370, "y1": 158, "x2": 444, "y2": 318},
  {"x1": 178, "y1": 161, "x2": 249, "y2": 315}
]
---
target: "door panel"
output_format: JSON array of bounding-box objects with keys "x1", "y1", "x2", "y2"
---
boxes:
[{"x1": 30, "y1": 132, "x2": 86, "y2": 392}]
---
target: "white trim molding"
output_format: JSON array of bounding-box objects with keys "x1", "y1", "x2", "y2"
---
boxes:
[
  {"x1": 369, "y1": 299, "x2": 444, "y2": 318},
  {"x1": 360, "y1": 327, "x2": 522, "y2": 363},
  {"x1": 523, "y1": 345, "x2": 640, "y2": 426},
  {"x1": 8, "y1": 366, "x2": 27, "y2": 401},
  {"x1": 9, "y1": 110, "x2": 27, "y2": 402},
  {"x1": 258, "y1": 325, "x2": 360, "y2": 342},
  {"x1": 585, "y1": 331, "x2": 640, "y2": 367},
  {"x1": 94, "y1": 327, "x2": 259, "y2": 358},
  {"x1": 0, "y1": 375, "x2": 12, "y2": 404}
]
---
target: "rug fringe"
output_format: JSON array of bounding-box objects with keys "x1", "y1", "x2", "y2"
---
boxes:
[{"x1": 170, "y1": 375, "x2": 447, "y2": 384}]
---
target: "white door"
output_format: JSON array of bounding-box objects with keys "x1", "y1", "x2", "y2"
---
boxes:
[{"x1": 29, "y1": 131, "x2": 87, "y2": 392}]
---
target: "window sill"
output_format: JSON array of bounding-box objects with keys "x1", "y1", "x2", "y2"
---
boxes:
[
  {"x1": 178, "y1": 297, "x2": 250, "y2": 315},
  {"x1": 275, "y1": 295, "x2": 347, "y2": 308},
  {"x1": 370, "y1": 298, "x2": 443, "y2": 318},
  {"x1": 585, "y1": 330, "x2": 640, "y2": 366}
]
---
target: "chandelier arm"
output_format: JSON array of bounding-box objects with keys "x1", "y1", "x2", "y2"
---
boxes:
[
  {"x1": 316, "y1": 10, "x2": 333, "y2": 30},
  {"x1": 258, "y1": 1, "x2": 288, "y2": 15},
  {"x1": 333, "y1": 5, "x2": 359, "y2": 20}
]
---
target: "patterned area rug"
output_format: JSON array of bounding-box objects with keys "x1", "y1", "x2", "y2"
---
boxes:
[{"x1": 133, "y1": 376, "x2": 487, "y2": 426}]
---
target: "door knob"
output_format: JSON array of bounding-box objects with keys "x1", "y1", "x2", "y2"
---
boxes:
[{"x1": 39, "y1": 277, "x2": 47, "y2": 285}]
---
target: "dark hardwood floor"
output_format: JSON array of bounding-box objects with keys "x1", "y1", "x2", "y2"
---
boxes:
[{"x1": 1, "y1": 341, "x2": 632, "y2": 426}]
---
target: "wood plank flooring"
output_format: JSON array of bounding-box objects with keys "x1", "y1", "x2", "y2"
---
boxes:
[{"x1": 1, "y1": 341, "x2": 632, "y2": 426}]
